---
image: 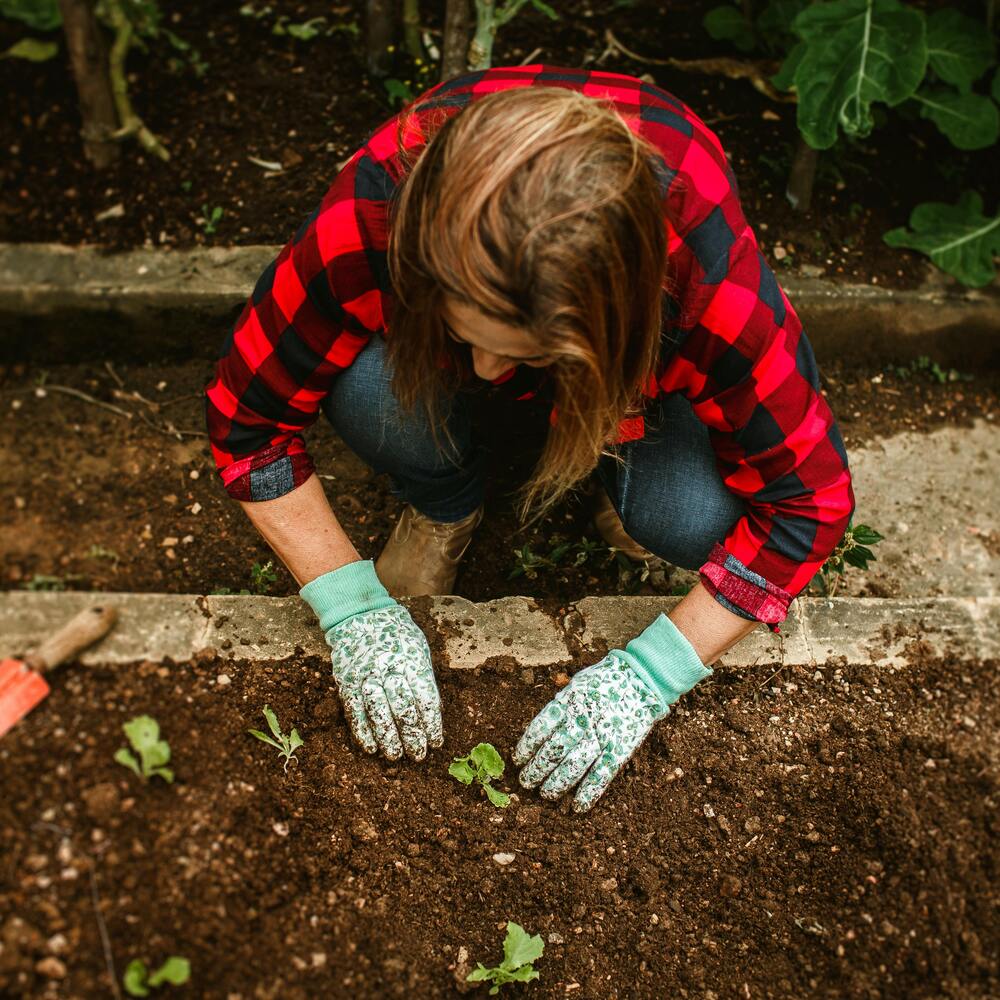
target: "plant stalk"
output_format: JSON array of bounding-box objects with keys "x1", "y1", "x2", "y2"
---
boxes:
[
  {"x1": 401, "y1": 0, "x2": 423, "y2": 61},
  {"x1": 786, "y1": 135, "x2": 817, "y2": 211},
  {"x1": 441, "y1": 0, "x2": 472, "y2": 80}
]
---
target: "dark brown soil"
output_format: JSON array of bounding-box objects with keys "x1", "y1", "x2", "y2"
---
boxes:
[
  {"x1": 2, "y1": 0, "x2": 994, "y2": 289},
  {"x1": 1, "y1": 633, "x2": 997, "y2": 999},
  {"x1": 1, "y1": 357, "x2": 997, "y2": 602}
]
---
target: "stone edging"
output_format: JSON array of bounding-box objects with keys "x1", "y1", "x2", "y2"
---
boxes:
[
  {"x1": 2, "y1": 592, "x2": 996, "y2": 669},
  {"x1": 2, "y1": 243, "x2": 998, "y2": 366}
]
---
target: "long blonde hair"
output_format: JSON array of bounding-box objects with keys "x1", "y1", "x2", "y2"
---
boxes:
[{"x1": 385, "y1": 84, "x2": 670, "y2": 528}]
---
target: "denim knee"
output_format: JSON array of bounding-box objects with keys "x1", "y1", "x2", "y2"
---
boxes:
[
  {"x1": 598, "y1": 393, "x2": 747, "y2": 570},
  {"x1": 319, "y1": 335, "x2": 485, "y2": 520}
]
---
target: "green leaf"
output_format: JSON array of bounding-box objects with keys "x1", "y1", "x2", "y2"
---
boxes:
[
  {"x1": 843, "y1": 547, "x2": 870, "y2": 568},
  {"x1": 792, "y1": 0, "x2": 927, "y2": 149},
  {"x1": 772, "y1": 39, "x2": 806, "y2": 91},
  {"x1": 501, "y1": 922, "x2": 544, "y2": 971},
  {"x1": 883, "y1": 190, "x2": 1000, "y2": 287},
  {"x1": 915, "y1": 87, "x2": 999, "y2": 150},
  {"x1": 470, "y1": 743, "x2": 505, "y2": 780},
  {"x1": 262, "y1": 704, "x2": 283, "y2": 741},
  {"x1": 1, "y1": 37, "x2": 57, "y2": 60},
  {"x1": 150, "y1": 766, "x2": 175, "y2": 784},
  {"x1": 114, "y1": 748, "x2": 142, "y2": 778},
  {"x1": 925, "y1": 9, "x2": 995, "y2": 94},
  {"x1": 529, "y1": 0, "x2": 559, "y2": 19},
  {"x1": 506, "y1": 965, "x2": 541, "y2": 983},
  {"x1": 148, "y1": 956, "x2": 190, "y2": 987},
  {"x1": 288, "y1": 728, "x2": 304, "y2": 754},
  {"x1": 483, "y1": 782, "x2": 511, "y2": 809},
  {"x1": 757, "y1": 0, "x2": 809, "y2": 46},
  {"x1": 852, "y1": 525, "x2": 884, "y2": 544},
  {"x1": 122, "y1": 959, "x2": 150, "y2": 997},
  {"x1": 448, "y1": 759, "x2": 475, "y2": 784},
  {"x1": 703, "y1": 6, "x2": 756, "y2": 52},
  {"x1": 466, "y1": 965, "x2": 493, "y2": 982},
  {"x1": 248, "y1": 728, "x2": 283, "y2": 751},
  {"x1": 0, "y1": 0, "x2": 61, "y2": 30}
]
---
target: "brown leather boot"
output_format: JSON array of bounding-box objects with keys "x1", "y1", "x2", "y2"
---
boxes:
[
  {"x1": 589, "y1": 484, "x2": 655, "y2": 562},
  {"x1": 375, "y1": 503, "x2": 485, "y2": 597}
]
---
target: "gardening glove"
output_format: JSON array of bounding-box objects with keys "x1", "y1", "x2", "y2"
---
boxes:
[
  {"x1": 513, "y1": 613, "x2": 711, "y2": 812},
  {"x1": 300, "y1": 559, "x2": 444, "y2": 762}
]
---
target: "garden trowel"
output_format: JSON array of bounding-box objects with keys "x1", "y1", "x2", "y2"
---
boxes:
[{"x1": 0, "y1": 605, "x2": 117, "y2": 739}]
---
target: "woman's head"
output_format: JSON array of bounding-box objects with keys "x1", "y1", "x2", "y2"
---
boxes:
[{"x1": 385, "y1": 84, "x2": 669, "y2": 526}]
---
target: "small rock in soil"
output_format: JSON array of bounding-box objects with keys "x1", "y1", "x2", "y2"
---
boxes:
[
  {"x1": 350, "y1": 819, "x2": 379, "y2": 843},
  {"x1": 216, "y1": 673, "x2": 231, "y2": 686},
  {"x1": 744, "y1": 816, "x2": 763, "y2": 835},
  {"x1": 719, "y1": 875, "x2": 742, "y2": 898},
  {"x1": 35, "y1": 957, "x2": 67, "y2": 979},
  {"x1": 492, "y1": 852, "x2": 516, "y2": 865},
  {"x1": 80, "y1": 782, "x2": 120, "y2": 824}
]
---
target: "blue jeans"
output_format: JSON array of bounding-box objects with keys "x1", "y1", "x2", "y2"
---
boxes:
[{"x1": 321, "y1": 335, "x2": 746, "y2": 570}]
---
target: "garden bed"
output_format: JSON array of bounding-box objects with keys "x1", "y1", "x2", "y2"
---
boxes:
[
  {"x1": 1, "y1": 356, "x2": 997, "y2": 602},
  {"x1": 2, "y1": 0, "x2": 995, "y2": 290},
  {"x1": 2, "y1": 355, "x2": 998, "y2": 602},
  {"x1": 1, "y1": 631, "x2": 996, "y2": 998}
]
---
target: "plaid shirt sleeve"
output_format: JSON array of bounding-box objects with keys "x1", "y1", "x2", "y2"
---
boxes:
[
  {"x1": 205, "y1": 146, "x2": 389, "y2": 501},
  {"x1": 658, "y1": 188, "x2": 855, "y2": 630}
]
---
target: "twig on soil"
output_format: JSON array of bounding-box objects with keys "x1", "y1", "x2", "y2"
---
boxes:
[
  {"x1": 519, "y1": 46, "x2": 543, "y2": 65},
  {"x1": 597, "y1": 28, "x2": 796, "y2": 104},
  {"x1": 90, "y1": 866, "x2": 122, "y2": 1000},
  {"x1": 42, "y1": 385, "x2": 135, "y2": 419}
]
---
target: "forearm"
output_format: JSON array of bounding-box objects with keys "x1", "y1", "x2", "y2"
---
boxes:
[
  {"x1": 668, "y1": 580, "x2": 761, "y2": 665},
  {"x1": 239, "y1": 473, "x2": 361, "y2": 587}
]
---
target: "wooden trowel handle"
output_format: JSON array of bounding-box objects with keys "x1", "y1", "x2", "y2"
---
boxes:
[{"x1": 23, "y1": 606, "x2": 118, "y2": 673}]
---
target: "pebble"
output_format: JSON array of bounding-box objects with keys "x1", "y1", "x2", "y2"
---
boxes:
[
  {"x1": 35, "y1": 957, "x2": 67, "y2": 979},
  {"x1": 492, "y1": 853, "x2": 516, "y2": 866},
  {"x1": 600, "y1": 877, "x2": 618, "y2": 892},
  {"x1": 46, "y1": 933, "x2": 69, "y2": 955},
  {"x1": 744, "y1": 816, "x2": 763, "y2": 835},
  {"x1": 216, "y1": 673, "x2": 232, "y2": 686},
  {"x1": 547, "y1": 932, "x2": 565, "y2": 944},
  {"x1": 272, "y1": 821, "x2": 289, "y2": 837},
  {"x1": 553, "y1": 672, "x2": 571, "y2": 688},
  {"x1": 190, "y1": 502, "x2": 202, "y2": 514},
  {"x1": 719, "y1": 875, "x2": 742, "y2": 898},
  {"x1": 350, "y1": 819, "x2": 379, "y2": 843}
]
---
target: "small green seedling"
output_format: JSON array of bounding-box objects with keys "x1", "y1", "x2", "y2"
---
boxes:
[
  {"x1": 200, "y1": 204, "x2": 223, "y2": 235},
  {"x1": 817, "y1": 521, "x2": 884, "y2": 596},
  {"x1": 467, "y1": 921, "x2": 544, "y2": 995},
  {"x1": 449, "y1": 742, "x2": 510, "y2": 808},
  {"x1": 250, "y1": 559, "x2": 278, "y2": 594},
  {"x1": 248, "y1": 705, "x2": 303, "y2": 772},
  {"x1": 114, "y1": 716, "x2": 174, "y2": 784},
  {"x1": 123, "y1": 956, "x2": 190, "y2": 997}
]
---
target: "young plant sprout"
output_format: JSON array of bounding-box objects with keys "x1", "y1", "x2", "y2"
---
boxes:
[
  {"x1": 123, "y1": 955, "x2": 190, "y2": 996},
  {"x1": 248, "y1": 705, "x2": 303, "y2": 771},
  {"x1": 449, "y1": 742, "x2": 510, "y2": 808},
  {"x1": 114, "y1": 715, "x2": 174, "y2": 784},
  {"x1": 467, "y1": 922, "x2": 544, "y2": 995}
]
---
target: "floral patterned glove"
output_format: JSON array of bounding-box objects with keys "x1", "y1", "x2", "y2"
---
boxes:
[
  {"x1": 513, "y1": 613, "x2": 711, "y2": 812},
  {"x1": 300, "y1": 560, "x2": 444, "y2": 761}
]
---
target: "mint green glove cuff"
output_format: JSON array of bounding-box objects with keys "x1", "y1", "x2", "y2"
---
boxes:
[
  {"x1": 617, "y1": 612, "x2": 712, "y2": 710},
  {"x1": 299, "y1": 559, "x2": 396, "y2": 632}
]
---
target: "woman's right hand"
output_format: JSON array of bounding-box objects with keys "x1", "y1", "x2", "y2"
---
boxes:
[{"x1": 326, "y1": 603, "x2": 444, "y2": 761}]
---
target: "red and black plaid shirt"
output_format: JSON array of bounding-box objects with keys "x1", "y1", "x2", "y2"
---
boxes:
[{"x1": 206, "y1": 64, "x2": 855, "y2": 628}]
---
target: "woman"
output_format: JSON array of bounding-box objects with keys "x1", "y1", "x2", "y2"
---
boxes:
[{"x1": 205, "y1": 65, "x2": 855, "y2": 813}]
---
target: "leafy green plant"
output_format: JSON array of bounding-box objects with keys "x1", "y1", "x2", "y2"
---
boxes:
[
  {"x1": 114, "y1": 716, "x2": 174, "y2": 784},
  {"x1": 199, "y1": 204, "x2": 223, "y2": 235},
  {"x1": 449, "y1": 742, "x2": 511, "y2": 808},
  {"x1": 883, "y1": 191, "x2": 999, "y2": 287},
  {"x1": 817, "y1": 521, "x2": 884, "y2": 596},
  {"x1": 0, "y1": 0, "x2": 61, "y2": 30},
  {"x1": 1, "y1": 37, "x2": 57, "y2": 60},
  {"x1": 888, "y1": 354, "x2": 973, "y2": 384},
  {"x1": 123, "y1": 956, "x2": 190, "y2": 996},
  {"x1": 250, "y1": 559, "x2": 278, "y2": 594},
  {"x1": 508, "y1": 534, "x2": 605, "y2": 581},
  {"x1": 248, "y1": 705, "x2": 303, "y2": 772},
  {"x1": 467, "y1": 921, "x2": 544, "y2": 994}
]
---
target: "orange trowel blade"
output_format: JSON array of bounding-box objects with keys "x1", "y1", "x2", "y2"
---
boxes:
[{"x1": 0, "y1": 658, "x2": 51, "y2": 739}]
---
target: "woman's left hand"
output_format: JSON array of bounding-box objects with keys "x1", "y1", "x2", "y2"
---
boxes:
[{"x1": 512, "y1": 652, "x2": 669, "y2": 813}]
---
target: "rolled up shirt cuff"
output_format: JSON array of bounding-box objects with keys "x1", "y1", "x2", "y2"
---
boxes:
[
  {"x1": 618, "y1": 612, "x2": 713, "y2": 709},
  {"x1": 299, "y1": 559, "x2": 396, "y2": 632}
]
